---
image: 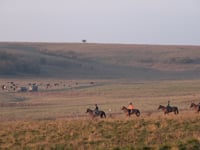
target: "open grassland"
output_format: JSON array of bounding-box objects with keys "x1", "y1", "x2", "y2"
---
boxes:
[
  {"x1": 0, "y1": 116, "x2": 199, "y2": 150},
  {"x1": 1, "y1": 41, "x2": 200, "y2": 149},
  {"x1": 1, "y1": 43, "x2": 200, "y2": 149},
  {"x1": 1, "y1": 78, "x2": 200, "y2": 120},
  {"x1": 0, "y1": 78, "x2": 200, "y2": 149}
]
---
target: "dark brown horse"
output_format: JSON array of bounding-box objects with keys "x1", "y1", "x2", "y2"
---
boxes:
[
  {"x1": 190, "y1": 103, "x2": 200, "y2": 113},
  {"x1": 158, "y1": 105, "x2": 179, "y2": 115},
  {"x1": 121, "y1": 106, "x2": 140, "y2": 117},
  {"x1": 86, "y1": 108, "x2": 106, "y2": 119}
]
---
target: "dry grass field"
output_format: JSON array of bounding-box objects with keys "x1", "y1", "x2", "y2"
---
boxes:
[
  {"x1": 0, "y1": 116, "x2": 199, "y2": 150},
  {"x1": 0, "y1": 43, "x2": 200, "y2": 149},
  {"x1": 0, "y1": 78, "x2": 200, "y2": 149},
  {"x1": 0, "y1": 78, "x2": 200, "y2": 121}
]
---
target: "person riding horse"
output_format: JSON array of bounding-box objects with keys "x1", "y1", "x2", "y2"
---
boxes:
[
  {"x1": 128, "y1": 102, "x2": 134, "y2": 114},
  {"x1": 166, "y1": 101, "x2": 172, "y2": 112},
  {"x1": 94, "y1": 104, "x2": 99, "y2": 115}
]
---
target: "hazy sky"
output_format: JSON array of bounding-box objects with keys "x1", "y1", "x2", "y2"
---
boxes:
[{"x1": 0, "y1": 0, "x2": 200, "y2": 45}]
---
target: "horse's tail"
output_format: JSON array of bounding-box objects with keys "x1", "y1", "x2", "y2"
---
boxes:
[
  {"x1": 198, "y1": 106, "x2": 200, "y2": 112},
  {"x1": 100, "y1": 111, "x2": 106, "y2": 118},
  {"x1": 136, "y1": 110, "x2": 140, "y2": 117}
]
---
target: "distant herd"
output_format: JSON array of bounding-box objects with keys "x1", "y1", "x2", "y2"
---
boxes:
[
  {"x1": 1, "y1": 82, "x2": 39, "y2": 92},
  {"x1": 1, "y1": 80, "x2": 95, "y2": 93},
  {"x1": 1, "y1": 81, "x2": 65, "y2": 92}
]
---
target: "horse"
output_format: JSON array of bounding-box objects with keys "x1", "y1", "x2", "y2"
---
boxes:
[
  {"x1": 190, "y1": 103, "x2": 200, "y2": 113},
  {"x1": 158, "y1": 105, "x2": 179, "y2": 115},
  {"x1": 86, "y1": 108, "x2": 106, "y2": 119},
  {"x1": 121, "y1": 106, "x2": 140, "y2": 117}
]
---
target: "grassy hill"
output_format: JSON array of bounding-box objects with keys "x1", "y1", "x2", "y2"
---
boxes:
[
  {"x1": 0, "y1": 42, "x2": 200, "y2": 80},
  {"x1": 1, "y1": 42, "x2": 200, "y2": 149}
]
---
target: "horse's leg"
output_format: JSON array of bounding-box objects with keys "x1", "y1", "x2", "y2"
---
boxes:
[
  {"x1": 173, "y1": 109, "x2": 176, "y2": 114},
  {"x1": 126, "y1": 112, "x2": 130, "y2": 117},
  {"x1": 128, "y1": 110, "x2": 131, "y2": 117},
  {"x1": 103, "y1": 112, "x2": 106, "y2": 118},
  {"x1": 174, "y1": 109, "x2": 178, "y2": 115},
  {"x1": 99, "y1": 113, "x2": 102, "y2": 118},
  {"x1": 101, "y1": 113, "x2": 105, "y2": 118},
  {"x1": 100, "y1": 112, "x2": 105, "y2": 118},
  {"x1": 92, "y1": 114, "x2": 95, "y2": 119}
]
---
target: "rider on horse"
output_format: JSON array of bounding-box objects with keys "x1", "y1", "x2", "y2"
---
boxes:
[
  {"x1": 94, "y1": 104, "x2": 99, "y2": 115},
  {"x1": 166, "y1": 101, "x2": 172, "y2": 112},
  {"x1": 128, "y1": 102, "x2": 134, "y2": 113}
]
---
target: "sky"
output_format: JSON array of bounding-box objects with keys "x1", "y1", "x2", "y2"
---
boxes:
[{"x1": 0, "y1": 0, "x2": 200, "y2": 45}]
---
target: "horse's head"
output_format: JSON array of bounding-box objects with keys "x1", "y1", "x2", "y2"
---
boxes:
[
  {"x1": 86, "y1": 108, "x2": 90, "y2": 113},
  {"x1": 190, "y1": 103, "x2": 196, "y2": 108},
  {"x1": 157, "y1": 105, "x2": 163, "y2": 110},
  {"x1": 121, "y1": 106, "x2": 126, "y2": 110}
]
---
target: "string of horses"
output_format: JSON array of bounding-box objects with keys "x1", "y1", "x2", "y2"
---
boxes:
[{"x1": 86, "y1": 102, "x2": 200, "y2": 119}]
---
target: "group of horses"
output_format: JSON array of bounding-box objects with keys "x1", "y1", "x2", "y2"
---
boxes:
[{"x1": 86, "y1": 102, "x2": 200, "y2": 119}]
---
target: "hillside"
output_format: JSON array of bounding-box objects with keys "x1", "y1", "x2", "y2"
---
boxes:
[{"x1": 0, "y1": 42, "x2": 200, "y2": 80}]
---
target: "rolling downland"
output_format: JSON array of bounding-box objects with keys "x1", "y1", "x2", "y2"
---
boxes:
[{"x1": 0, "y1": 42, "x2": 200, "y2": 80}]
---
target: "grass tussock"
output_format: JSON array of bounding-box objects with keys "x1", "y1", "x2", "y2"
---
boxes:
[{"x1": 0, "y1": 116, "x2": 199, "y2": 150}]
